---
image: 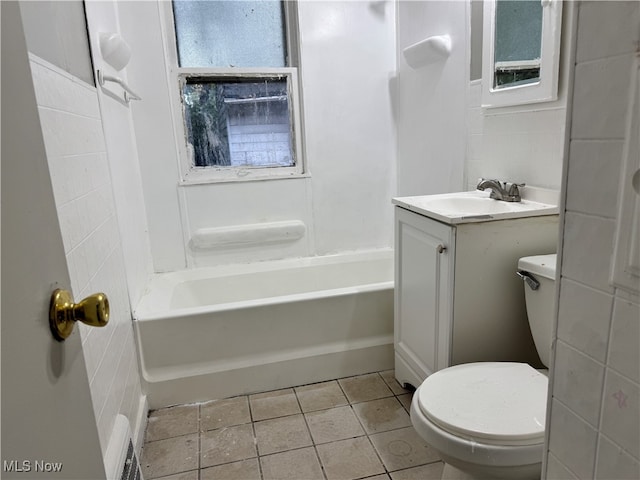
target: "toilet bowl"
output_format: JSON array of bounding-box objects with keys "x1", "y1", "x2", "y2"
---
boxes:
[{"x1": 409, "y1": 254, "x2": 557, "y2": 480}]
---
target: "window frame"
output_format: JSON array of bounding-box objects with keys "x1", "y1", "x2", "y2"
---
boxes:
[{"x1": 159, "y1": 1, "x2": 305, "y2": 184}]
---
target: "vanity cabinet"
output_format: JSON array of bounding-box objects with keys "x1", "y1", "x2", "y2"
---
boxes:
[{"x1": 394, "y1": 204, "x2": 558, "y2": 389}]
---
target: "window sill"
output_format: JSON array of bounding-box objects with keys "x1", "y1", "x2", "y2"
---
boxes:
[{"x1": 178, "y1": 171, "x2": 311, "y2": 186}]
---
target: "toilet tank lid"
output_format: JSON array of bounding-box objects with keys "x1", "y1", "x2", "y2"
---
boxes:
[{"x1": 518, "y1": 254, "x2": 557, "y2": 279}]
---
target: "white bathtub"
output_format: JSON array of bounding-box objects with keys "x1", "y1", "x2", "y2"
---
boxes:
[{"x1": 134, "y1": 250, "x2": 394, "y2": 408}]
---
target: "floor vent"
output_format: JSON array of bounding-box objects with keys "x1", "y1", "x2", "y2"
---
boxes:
[{"x1": 120, "y1": 439, "x2": 141, "y2": 480}]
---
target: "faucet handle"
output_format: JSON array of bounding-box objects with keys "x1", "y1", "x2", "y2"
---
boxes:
[{"x1": 505, "y1": 182, "x2": 525, "y2": 200}]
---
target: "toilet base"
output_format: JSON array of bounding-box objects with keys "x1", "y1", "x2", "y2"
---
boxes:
[
  {"x1": 442, "y1": 463, "x2": 476, "y2": 480},
  {"x1": 442, "y1": 463, "x2": 478, "y2": 480},
  {"x1": 440, "y1": 460, "x2": 540, "y2": 480}
]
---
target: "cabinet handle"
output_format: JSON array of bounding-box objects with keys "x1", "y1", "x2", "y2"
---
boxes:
[{"x1": 437, "y1": 244, "x2": 447, "y2": 254}]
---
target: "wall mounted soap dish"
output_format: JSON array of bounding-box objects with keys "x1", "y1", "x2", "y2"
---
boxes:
[{"x1": 402, "y1": 35, "x2": 451, "y2": 69}]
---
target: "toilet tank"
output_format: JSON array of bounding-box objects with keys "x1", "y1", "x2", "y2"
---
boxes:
[{"x1": 518, "y1": 254, "x2": 557, "y2": 368}]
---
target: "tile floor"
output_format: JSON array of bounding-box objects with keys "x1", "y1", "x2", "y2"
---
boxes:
[{"x1": 141, "y1": 370, "x2": 444, "y2": 480}]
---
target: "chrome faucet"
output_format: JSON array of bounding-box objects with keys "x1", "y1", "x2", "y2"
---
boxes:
[{"x1": 476, "y1": 178, "x2": 524, "y2": 202}]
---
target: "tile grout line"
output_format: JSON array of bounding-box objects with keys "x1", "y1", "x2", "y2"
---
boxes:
[
  {"x1": 197, "y1": 403, "x2": 202, "y2": 480},
  {"x1": 251, "y1": 420, "x2": 264, "y2": 480},
  {"x1": 293, "y1": 385, "x2": 329, "y2": 480},
  {"x1": 245, "y1": 390, "x2": 265, "y2": 480},
  {"x1": 365, "y1": 373, "x2": 396, "y2": 475}
]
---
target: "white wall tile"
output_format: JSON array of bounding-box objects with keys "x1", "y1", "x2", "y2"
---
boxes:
[
  {"x1": 608, "y1": 298, "x2": 640, "y2": 383},
  {"x1": 596, "y1": 434, "x2": 640, "y2": 479},
  {"x1": 561, "y1": 212, "x2": 616, "y2": 292},
  {"x1": 601, "y1": 369, "x2": 640, "y2": 456},
  {"x1": 548, "y1": 399, "x2": 598, "y2": 479},
  {"x1": 30, "y1": 57, "x2": 100, "y2": 118},
  {"x1": 483, "y1": 108, "x2": 566, "y2": 135},
  {"x1": 37, "y1": 108, "x2": 106, "y2": 158},
  {"x1": 87, "y1": 323, "x2": 119, "y2": 417},
  {"x1": 466, "y1": 110, "x2": 566, "y2": 190},
  {"x1": 571, "y1": 54, "x2": 635, "y2": 140},
  {"x1": 576, "y1": 2, "x2": 640, "y2": 63},
  {"x1": 517, "y1": 132, "x2": 565, "y2": 188},
  {"x1": 556, "y1": 278, "x2": 612, "y2": 362},
  {"x1": 548, "y1": 4, "x2": 639, "y2": 479},
  {"x1": 553, "y1": 341, "x2": 605, "y2": 426},
  {"x1": 120, "y1": 345, "x2": 142, "y2": 423},
  {"x1": 546, "y1": 452, "x2": 579, "y2": 480},
  {"x1": 81, "y1": 324, "x2": 102, "y2": 383},
  {"x1": 565, "y1": 140, "x2": 625, "y2": 218}
]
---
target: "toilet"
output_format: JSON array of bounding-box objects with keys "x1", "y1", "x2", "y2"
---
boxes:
[{"x1": 409, "y1": 254, "x2": 557, "y2": 480}]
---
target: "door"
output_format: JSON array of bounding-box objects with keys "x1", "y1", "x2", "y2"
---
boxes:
[
  {"x1": 1, "y1": 3, "x2": 105, "y2": 479},
  {"x1": 394, "y1": 207, "x2": 455, "y2": 385}
]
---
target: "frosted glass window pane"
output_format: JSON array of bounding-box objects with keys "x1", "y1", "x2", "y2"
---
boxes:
[
  {"x1": 494, "y1": 0, "x2": 542, "y2": 63},
  {"x1": 183, "y1": 78, "x2": 294, "y2": 167},
  {"x1": 493, "y1": 0, "x2": 542, "y2": 88},
  {"x1": 173, "y1": 0, "x2": 287, "y2": 68}
]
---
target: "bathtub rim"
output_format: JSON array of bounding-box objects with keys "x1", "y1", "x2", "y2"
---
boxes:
[
  {"x1": 134, "y1": 248, "x2": 394, "y2": 319},
  {"x1": 135, "y1": 281, "x2": 393, "y2": 322}
]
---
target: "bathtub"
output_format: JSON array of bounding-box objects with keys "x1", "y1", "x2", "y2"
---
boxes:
[{"x1": 134, "y1": 249, "x2": 394, "y2": 408}]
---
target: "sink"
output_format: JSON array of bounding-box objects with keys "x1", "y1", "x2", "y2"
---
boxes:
[
  {"x1": 392, "y1": 190, "x2": 559, "y2": 224},
  {"x1": 422, "y1": 196, "x2": 527, "y2": 214}
]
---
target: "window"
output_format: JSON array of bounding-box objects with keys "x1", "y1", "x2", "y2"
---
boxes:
[
  {"x1": 163, "y1": 0, "x2": 304, "y2": 182},
  {"x1": 492, "y1": 0, "x2": 542, "y2": 89}
]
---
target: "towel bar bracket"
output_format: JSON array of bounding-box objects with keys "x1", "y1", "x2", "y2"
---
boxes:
[{"x1": 96, "y1": 69, "x2": 141, "y2": 104}]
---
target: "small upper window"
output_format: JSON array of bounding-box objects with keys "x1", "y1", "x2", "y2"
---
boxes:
[
  {"x1": 493, "y1": 0, "x2": 542, "y2": 89},
  {"x1": 172, "y1": 0, "x2": 287, "y2": 68},
  {"x1": 164, "y1": 0, "x2": 304, "y2": 182}
]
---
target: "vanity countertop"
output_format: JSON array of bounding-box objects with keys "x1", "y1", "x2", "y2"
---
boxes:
[{"x1": 392, "y1": 189, "x2": 559, "y2": 225}]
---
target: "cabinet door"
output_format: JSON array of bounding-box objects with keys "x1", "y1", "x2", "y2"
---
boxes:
[{"x1": 395, "y1": 207, "x2": 454, "y2": 383}]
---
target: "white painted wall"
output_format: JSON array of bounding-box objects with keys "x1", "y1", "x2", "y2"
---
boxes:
[
  {"x1": 465, "y1": 2, "x2": 574, "y2": 192},
  {"x1": 545, "y1": 2, "x2": 640, "y2": 478},
  {"x1": 395, "y1": 0, "x2": 467, "y2": 196},
  {"x1": 121, "y1": 0, "x2": 397, "y2": 271},
  {"x1": 30, "y1": 55, "x2": 147, "y2": 462}
]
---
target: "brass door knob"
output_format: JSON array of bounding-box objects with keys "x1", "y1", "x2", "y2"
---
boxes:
[{"x1": 49, "y1": 289, "x2": 110, "y2": 341}]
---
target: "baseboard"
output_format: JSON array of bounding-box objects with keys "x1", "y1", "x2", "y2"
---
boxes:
[{"x1": 395, "y1": 352, "x2": 425, "y2": 390}]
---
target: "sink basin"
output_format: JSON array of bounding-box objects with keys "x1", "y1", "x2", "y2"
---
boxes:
[
  {"x1": 392, "y1": 190, "x2": 559, "y2": 224},
  {"x1": 422, "y1": 196, "x2": 529, "y2": 214}
]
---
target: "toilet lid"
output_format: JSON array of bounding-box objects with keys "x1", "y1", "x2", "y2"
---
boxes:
[{"x1": 418, "y1": 362, "x2": 547, "y2": 446}]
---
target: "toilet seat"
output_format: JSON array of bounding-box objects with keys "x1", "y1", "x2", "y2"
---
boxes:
[{"x1": 417, "y1": 362, "x2": 547, "y2": 446}]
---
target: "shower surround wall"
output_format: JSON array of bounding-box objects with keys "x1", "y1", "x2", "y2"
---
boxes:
[
  {"x1": 119, "y1": 1, "x2": 397, "y2": 272},
  {"x1": 545, "y1": 2, "x2": 640, "y2": 478},
  {"x1": 395, "y1": 0, "x2": 467, "y2": 196}
]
